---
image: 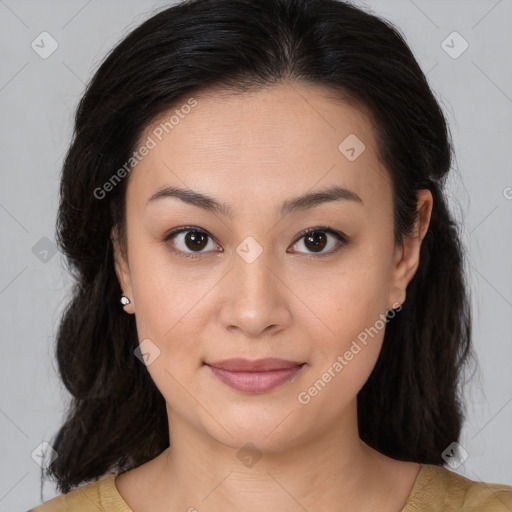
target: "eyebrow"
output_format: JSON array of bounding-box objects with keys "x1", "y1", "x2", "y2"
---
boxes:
[{"x1": 145, "y1": 184, "x2": 363, "y2": 219}]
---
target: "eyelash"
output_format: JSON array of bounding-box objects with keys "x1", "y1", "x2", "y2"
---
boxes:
[{"x1": 163, "y1": 225, "x2": 350, "y2": 261}]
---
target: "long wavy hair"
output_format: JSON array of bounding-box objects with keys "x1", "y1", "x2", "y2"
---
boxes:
[{"x1": 45, "y1": 0, "x2": 474, "y2": 494}]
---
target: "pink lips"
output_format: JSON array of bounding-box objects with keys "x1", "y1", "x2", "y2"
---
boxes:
[{"x1": 205, "y1": 358, "x2": 306, "y2": 393}]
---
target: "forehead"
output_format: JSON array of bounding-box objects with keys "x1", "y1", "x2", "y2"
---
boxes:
[{"x1": 127, "y1": 81, "x2": 391, "y2": 216}]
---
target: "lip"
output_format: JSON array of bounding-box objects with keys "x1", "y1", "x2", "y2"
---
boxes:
[
  {"x1": 204, "y1": 358, "x2": 306, "y2": 393},
  {"x1": 206, "y1": 357, "x2": 304, "y2": 372}
]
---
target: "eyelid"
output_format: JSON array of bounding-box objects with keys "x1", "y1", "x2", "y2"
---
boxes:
[
  {"x1": 164, "y1": 225, "x2": 212, "y2": 242},
  {"x1": 290, "y1": 226, "x2": 347, "y2": 246}
]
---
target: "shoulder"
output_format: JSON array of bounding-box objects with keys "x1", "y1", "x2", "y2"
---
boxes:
[
  {"x1": 26, "y1": 473, "x2": 132, "y2": 512},
  {"x1": 403, "y1": 463, "x2": 512, "y2": 511}
]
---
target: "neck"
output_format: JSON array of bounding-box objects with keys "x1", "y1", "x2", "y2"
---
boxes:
[{"x1": 129, "y1": 400, "x2": 418, "y2": 512}]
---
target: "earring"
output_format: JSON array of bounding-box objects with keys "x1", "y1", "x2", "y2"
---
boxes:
[{"x1": 120, "y1": 295, "x2": 131, "y2": 306}]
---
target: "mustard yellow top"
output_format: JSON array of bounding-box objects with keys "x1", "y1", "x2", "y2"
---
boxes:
[{"x1": 27, "y1": 463, "x2": 512, "y2": 511}]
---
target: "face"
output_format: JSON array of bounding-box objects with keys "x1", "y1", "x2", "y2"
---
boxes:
[{"x1": 113, "y1": 81, "x2": 431, "y2": 453}]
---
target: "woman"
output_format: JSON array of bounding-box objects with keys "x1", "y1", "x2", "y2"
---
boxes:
[{"x1": 28, "y1": 0, "x2": 512, "y2": 510}]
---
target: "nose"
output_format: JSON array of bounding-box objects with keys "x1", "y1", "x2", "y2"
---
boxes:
[{"x1": 217, "y1": 243, "x2": 293, "y2": 338}]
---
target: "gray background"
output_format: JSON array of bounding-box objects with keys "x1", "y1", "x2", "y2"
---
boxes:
[{"x1": 1, "y1": 0, "x2": 511, "y2": 509}]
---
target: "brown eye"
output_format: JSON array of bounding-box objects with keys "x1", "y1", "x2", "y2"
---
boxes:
[
  {"x1": 289, "y1": 227, "x2": 347, "y2": 256},
  {"x1": 165, "y1": 227, "x2": 219, "y2": 259},
  {"x1": 183, "y1": 231, "x2": 209, "y2": 251},
  {"x1": 303, "y1": 231, "x2": 328, "y2": 252}
]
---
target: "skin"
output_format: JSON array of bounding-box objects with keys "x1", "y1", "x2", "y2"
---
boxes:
[{"x1": 112, "y1": 81, "x2": 432, "y2": 512}]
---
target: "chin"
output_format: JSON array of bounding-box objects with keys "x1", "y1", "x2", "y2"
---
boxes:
[{"x1": 205, "y1": 414, "x2": 305, "y2": 454}]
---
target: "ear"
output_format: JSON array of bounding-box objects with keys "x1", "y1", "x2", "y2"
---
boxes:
[
  {"x1": 111, "y1": 225, "x2": 135, "y2": 314},
  {"x1": 387, "y1": 189, "x2": 433, "y2": 310}
]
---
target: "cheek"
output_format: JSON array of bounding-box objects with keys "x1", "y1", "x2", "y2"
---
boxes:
[
  {"x1": 134, "y1": 286, "x2": 205, "y2": 412},
  {"x1": 295, "y1": 238, "x2": 393, "y2": 400},
  {"x1": 297, "y1": 307, "x2": 388, "y2": 422},
  {"x1": 297, "y1": 245, "x2": 393, "y2": 343},
  {"x1": 128, "y1": 232, "x2": 215, "y2": 337},
  {"x1": 132, "y1": 277, "x2": 209, "y2": 370},
  {"x1": 127, "y1": 245, "x2": 215, "y2": 392}
]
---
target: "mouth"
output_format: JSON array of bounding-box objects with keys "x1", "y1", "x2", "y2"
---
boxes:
[{"x1": 204, "y1": 358, "x2": 306, "y2": 393}]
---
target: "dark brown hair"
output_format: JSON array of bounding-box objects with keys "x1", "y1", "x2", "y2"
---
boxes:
[{"x1": 45, "y1": 0, "x2": 473, "y2": 494}]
